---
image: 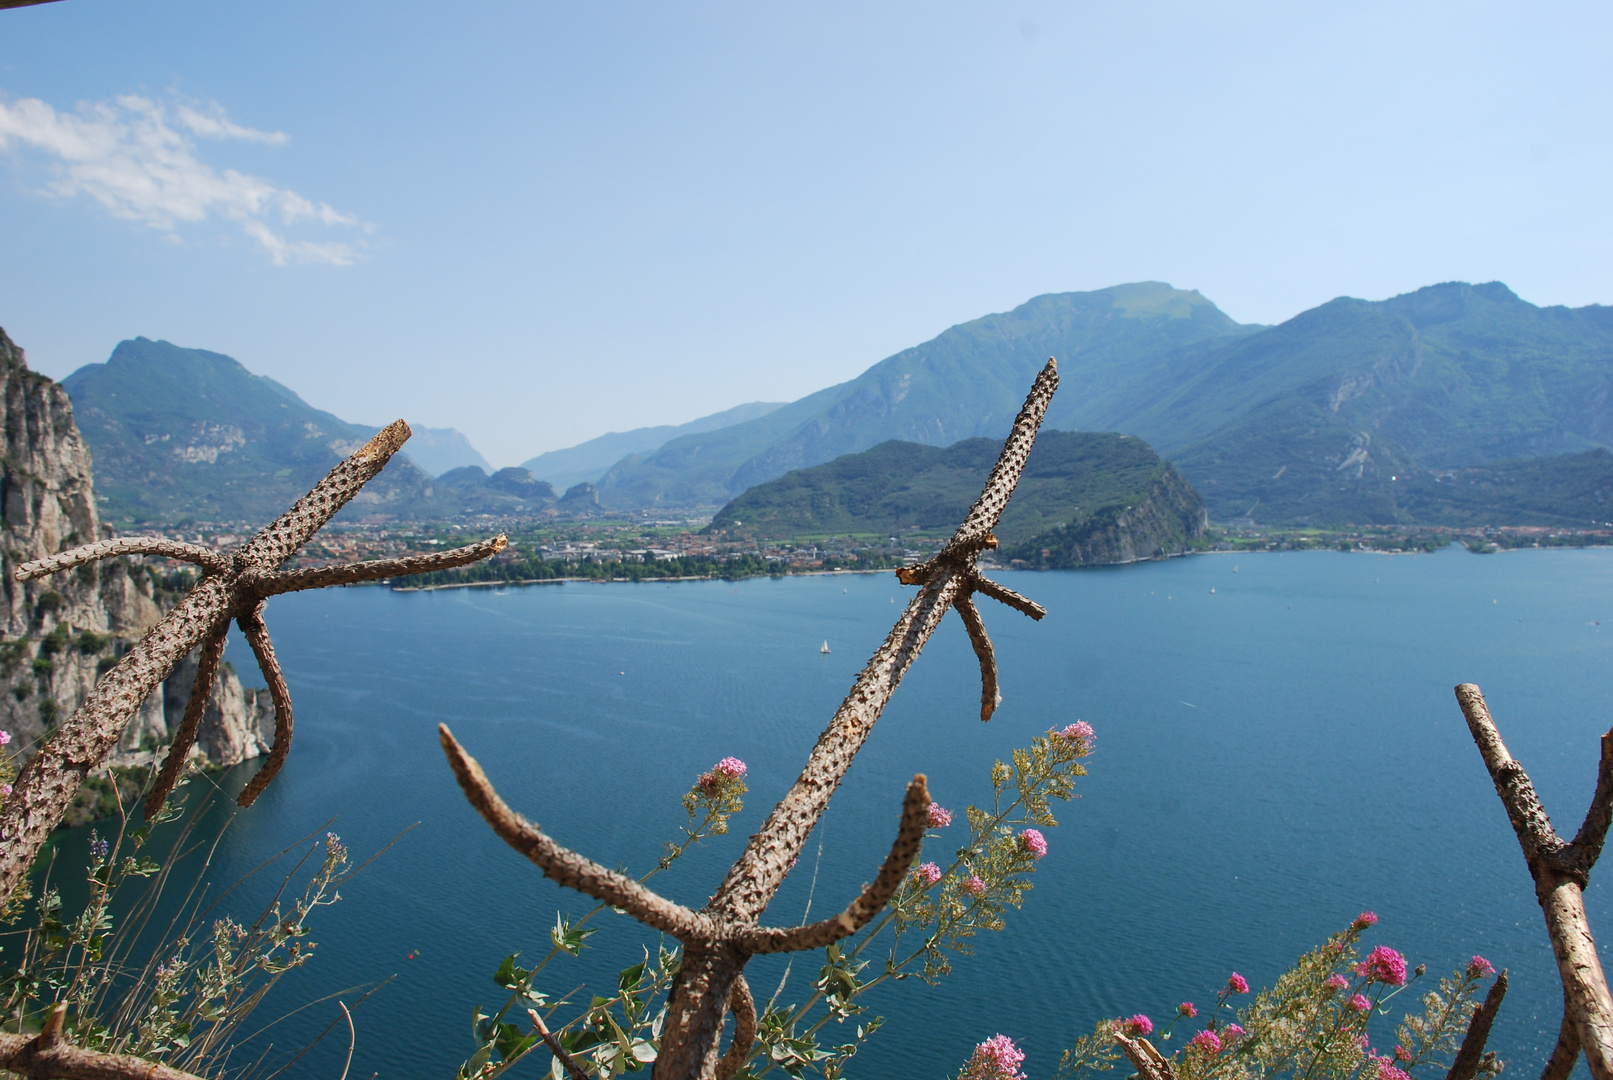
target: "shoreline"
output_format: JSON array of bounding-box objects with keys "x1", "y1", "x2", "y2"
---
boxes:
[{"x1": 389, "y1": 566, "x2": 898, "y2": 592}]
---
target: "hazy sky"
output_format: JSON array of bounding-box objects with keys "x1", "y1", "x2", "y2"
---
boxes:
[{"x1": 1, "y1": 1, "x2": 1608, "y2": 466}]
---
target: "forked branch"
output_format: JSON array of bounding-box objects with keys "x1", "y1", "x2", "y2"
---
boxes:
[
  {"x1": 446, "y1": 361, "x2": 1062, "y2": 1079},
  {"x1": 440, "y1": 724, "x2": 716, "y2": 941},
  {"x1": 0, "y1": 418, "x2": 504, "y2": 901},
  {"x1": 1456, "y1": 683, "x2": 1613, "y2": 1080},
  {"x1": 738, "y1": 775, "x2": 930, "y2": 953}
]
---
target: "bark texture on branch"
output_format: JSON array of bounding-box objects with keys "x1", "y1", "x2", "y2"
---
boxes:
[
  {"x1": 1456, "y1": 683, "x2": 1613, "y2": 1080},
  {"x1": 1113, "y1": 1033, "x2": 1177, "y2": 1080},
  {"x1": 0, "y1": 418, "x2": 504, "y2": 900},
  {"x1": 1446, "y1": 968, "x2": 1507, "y2": 1080},
  {"x1": 445, "y1": 362, "x2": 1061, "y2": 1080},
  {"x1": 0, "y1": 1031, "x2": 205, "y2": 1080}
]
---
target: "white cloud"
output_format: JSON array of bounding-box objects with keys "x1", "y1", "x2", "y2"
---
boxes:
[{"x1": 0, "y1": 93, "x2": 366, "y2": 266}]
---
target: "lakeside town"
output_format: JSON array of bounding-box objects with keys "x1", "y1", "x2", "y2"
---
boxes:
[{"x1": 110, "y1": 516, "x2": 1613, "y2": 592}]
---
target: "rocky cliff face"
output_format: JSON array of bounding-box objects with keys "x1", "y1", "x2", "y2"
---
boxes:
[
  {"x1": 1003, "y1": 464, "x2": 1208, "y2": 568},
  {"x1": 0, "y1": 327, "x2": 270, "y2": 774}
]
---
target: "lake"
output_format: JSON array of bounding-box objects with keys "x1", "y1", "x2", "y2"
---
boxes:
[{"x1": 52, "y1": 545, "x2": 1613, "y2": 1079}]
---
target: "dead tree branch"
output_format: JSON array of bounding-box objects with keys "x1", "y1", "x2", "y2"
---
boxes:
[
  {"x1": 1113, "y1": 1032, "x2": 1177, "y2": 1080},
  {"x1": 1446, "y1": 968, "x2": 1508, "y2": 1080},
  {"x1": 1456, "y1": 683, "x2": 1613, "y2": 1080},
  {"x1": 0, "y1": 1029, "x2": 205, "y2": 1080},
  {"x1": 444, "y1": 360, "x2": 1060, "y2": 1080},
  {"x1": 0, "y1": 420, "x2": 505, "y2": 900},
  {"x1": 16, "y1": 536, "x2": 229, "y2": 579},
  {"x1": 713, "y1": 976, "x2": 755, "y2": 1080},
  {"x1": 1541, "y1": 988, "x2": 1582, "y2": 1080}
]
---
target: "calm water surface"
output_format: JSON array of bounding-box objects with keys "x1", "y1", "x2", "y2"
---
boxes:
[{"x1": 58, "y1": 546, "x2": 1613, "y2": 1078}]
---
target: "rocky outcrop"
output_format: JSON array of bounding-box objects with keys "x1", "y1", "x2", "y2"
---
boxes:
[
  {"x1": 1003, "y1": 464, "x2": 1208, "y2": 568},
  {"x1": 0, "y1": 327, "x2": 270, "y2": 776}
]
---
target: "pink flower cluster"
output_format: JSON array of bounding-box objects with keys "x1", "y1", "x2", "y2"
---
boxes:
[
  {"x1": 0, "y1": 729, "x2": 10, "y2": 746},
  {"x1": 696, "y1": 756, "x2": 748, "y2": 794},
  {"x1": 1178, "y1": 1002, "x2": 1196, "y2": 1018},
  {"x1": 1353, "y1": 911, "x2": 1379, "y2": 930},
  {"x1": 1369, "y1": 1054, "x2": 1411, "y2": 1080},
  {"x1": 1019, "y1": 829, "x2": 1048, "y2": 859},
  {"x1": 1467, "y1": 955, "x2": 1496, "y2": 978},
  {"x1": 928, "y1": 802, "x2": 953, "y2": 828},
  {"x1": 1187, "y1": 1030, "x2": 1222, "y2": 1055},
  {"x1": 963, "y1": 874, "x2": 986, "y2": 896},
  {"x1": 1325, "y1": 974, "x2": 1350, "y2": 990},
  {"x1": 1227, "y1": 972, "x2": 1249, "y2": 994},
  {"x1": 0, "y1": 784, "x2": 10, "y2": 796},
  {"x1": 1347, "y1": 994, "x2": 1372, "y2": 1013},
  {"x1": 1057, "y1": 721, "x2": 1095, "y2": 749},
  {"x1": 914, "y1": 862, "x2": 942, "y2": 886},
  {"x1": 1225, "y1": 1024, "x2": 1246, "y2": 1039},
  {"x1": 1122, "y1": 1014, "x2": 1153, "y2": 1036},
  {"x1": 1356, "y1": 946, "x2": 1408, "y2": 986},
  {"x1": 960, "y1": 1034, "x2": 1028, "y2": 1080}
]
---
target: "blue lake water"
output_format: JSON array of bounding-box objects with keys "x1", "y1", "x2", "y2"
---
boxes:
[{"x1": 54, "y1": 546, "x2": 1613, "y2": 1078}]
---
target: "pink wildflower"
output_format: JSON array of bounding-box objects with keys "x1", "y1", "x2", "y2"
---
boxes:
[
  {"x1": 1356, "y1": 946, "x2": 1408, "y2": 986},
  {"x1": 963, "y1": 874, "x2": 986, "y2": 896},
  {"x1": 1370, "y1": 1055, "x2": 1411, "y2": 1080},
  {"x1": 1123, "y1": 1014, "x2": 1153, "y2": 1036},
  {"x1": 714, "y1": 757, "x2": 747, "y2": 779},
  {"x1": 1179, "y1": 1002, "x2": 1197, "y2": 1018},
  {"x1": 0, "y1": 784, "x2": 10, "y2": 796},
  {"x1": 0, "y1": 729, "x2": 10, "y2": 745},
  {"x1": 1324, "y1": 974, "x2": 1350, "y2": 990},
  {"x1": 1353, "y1": 911, "x2": 1379, "y2": 930},
  {"x1": 1393, "y1": 1046, "x2": 1412, "y2": 1062},
  {"x1": 1347, "y1": 993, "x2": 1372, "y2": 1013},
  {"x1": 1467, "y1": 955, "x2": 1496, "y2": 978},
  {"x1": 928, "y1": 802, "x2": 953, "y2": 828},
  {"x1": 1228, "y1": 972, "x2": 1250, "y2": 994},
  {"x1": 959, "y1": 1034, "x2": 1028, "y2": 1080},
  {"x1": 1058, "y1": 721, "x2": 1095, "y2": 748},
  {"x1": 1019, "y1": 829, "x2": 1048, "y2": 859},
  {"x1": 1225, "y1": 1024, "x2": 1247, "y2": 1039},
  {"x1": 1187, "y1": 1030, "x2": 1222, "y2": 1055},
  {"x1": 914, "y1": 862, "x2": 942, "y2": 886}
]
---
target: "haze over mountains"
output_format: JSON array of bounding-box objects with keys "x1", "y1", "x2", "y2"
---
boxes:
[{"x1": 54, "y1": 280, "x2": 1613, "y2": 529}]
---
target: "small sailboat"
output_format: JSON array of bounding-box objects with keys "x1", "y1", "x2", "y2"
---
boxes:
[{"x1": 820, "y1": 640, "x2": 831, "y2": 654}]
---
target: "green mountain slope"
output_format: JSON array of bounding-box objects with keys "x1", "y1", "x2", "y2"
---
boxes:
[
  {"x1": 1161, "y1": 283, "x2": 1613, "y2": 523},
  {"x1": 598, "y1": 283, "x2": 1259, "y2": 508},
  {"x1": 707, "y1": 430, "x2": 1208, "y2": 566},
  {"x1": 61, "y1": 338, "x2": 549, "y2": 525}
]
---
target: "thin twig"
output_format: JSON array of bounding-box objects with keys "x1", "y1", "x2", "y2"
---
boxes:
[
  {"x1": 336, "y1": 1003, "x2": 355, "y2": 1080},
  {"x1": 527, "y1": 1009, "x2": 589, "y2": 1080}
]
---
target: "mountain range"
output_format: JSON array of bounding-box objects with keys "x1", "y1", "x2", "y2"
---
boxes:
[
  {"x1": 53, "y1": 279, "x2": 1613, "y2": 529},
  {"x1": 62, "y1": 338, "x2": 556, "y2": 524}
]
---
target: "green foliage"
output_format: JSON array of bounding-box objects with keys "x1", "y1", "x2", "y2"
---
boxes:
[
  {"x1": 457, "y1": 726, "x2": 1095, "y2": 1080},
  {"x1": 0, "y1": 781, "x2": 368, "y2": 1077},
  {"x1": 1054, "y1": 919, "x2": 1503, "y2": 1080}
]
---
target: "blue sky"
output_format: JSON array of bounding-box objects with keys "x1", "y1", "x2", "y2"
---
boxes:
[{"x1": 1, "y1": 1, "x2": 1609, "y2": 466}]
